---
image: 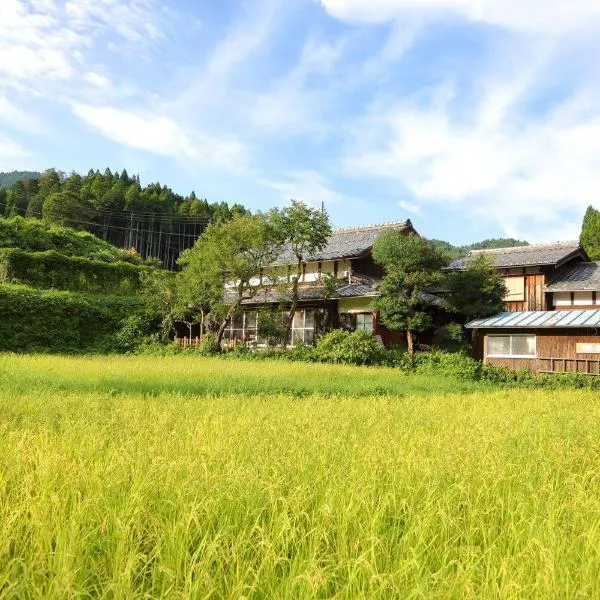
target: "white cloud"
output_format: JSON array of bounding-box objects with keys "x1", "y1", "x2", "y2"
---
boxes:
[
  {"x1": 72, "y1": 103, "x2": 248, "y2": 169},
  {"x1": 245, "y1": 36, "x2": 347, "y2": 135},
  {"x1": 259, "y1": 170, "x2": 361, "y2": 210},
  {"x1": 0, "y1": 133, "x2": 31, "y2": 172},
  {"x1": 0, "y1": 0, "x2": 165, "y2": 84},
  {"x1": 398, "y1": 200, "x2": 422, "y2": 215},
  {"x1": 319, "y1": 0, "x2": 600, "y2": 33},
  {"x1": 344, "y1": 79, "x2": 600, "y2": 241}
]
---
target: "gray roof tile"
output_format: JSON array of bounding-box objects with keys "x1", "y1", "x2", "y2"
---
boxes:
[
  {"x1": 466, "y1": 309, "x2": 600, "y2": 329},
  {"x1": 546, "y1": 262, "x2": 600, "y2": 292},
  {"x1": 273, "y1": 220, "x2": 412, "y2": 265},
  {"x1": 446, "y1": 241, "x2": 584, "y2": 270}
]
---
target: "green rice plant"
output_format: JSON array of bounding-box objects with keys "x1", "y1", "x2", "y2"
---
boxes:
[{"x1": 1, "y1": 354, "x2": 600, "y2": 598}]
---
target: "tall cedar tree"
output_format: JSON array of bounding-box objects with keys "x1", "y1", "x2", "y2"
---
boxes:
[
  {"x1": 580, "y1": 205, "x2": 600, "y2": 261},
  {"x1": 373, "y1": 232, "x2": 444, "y2": 361},
  {"x1": 268, "y1": 201, "x2": 332, "y2": 346},
  {"x1": 177, "y1": 213, "x2": 281, "y2": 350},
  {"x1": 444, "y1": 254, "x2": 507, "y2": 320}
]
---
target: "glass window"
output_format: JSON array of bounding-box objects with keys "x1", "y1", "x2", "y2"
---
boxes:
[
  {"x1": 488, "y1": 336, "x2": 510, "y2": 356},
  {"x1": 503, "y1": 277, "x2": 525, "y2": 301},
  {"x1": 356, "y1": 313, "x2": 373, "y2": 332},
  {"x1": 305, "y1": 310, "x2": 315, "y2": 328},
  {"x1": 512, "y1": 335, "x2": 536, "y2": 357},
  {"x1": 292, "y1": 310, "x2": 304, "y2": 328},
  {"x1": 487, "y1": 335, "x2": 536, "y2": 357},
  {"x1": 245, "y1": 312, "x2": 257, "y2": 328}
]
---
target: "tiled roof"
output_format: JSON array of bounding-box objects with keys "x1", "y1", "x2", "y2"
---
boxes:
[
  {"x1": 466, "y1": 310, "x2": 600, "y2": 329},
  {"x1": 242, "y1": 275, "x2": 380, "y2": 304},
  {"x1": 546, "y1": 262, "x2": 600, "y2": 292},
  {"x1": 446, "y1": 241, "x2": 584, "y2": 270},
  {"x1": 273, "y1": 220, "x2": 413, "y2": 265}
]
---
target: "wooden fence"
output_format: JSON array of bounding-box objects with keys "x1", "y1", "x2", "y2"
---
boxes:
[{"x1": 538, "y1": 357, "x2": 600, "y2": 376}]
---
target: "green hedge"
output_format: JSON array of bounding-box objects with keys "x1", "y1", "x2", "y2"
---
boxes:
[
  {"x1": 0, "y1": 248, "x2": 147, "y2": 294},
  {"x1": 0, "y1": 284, "x2": 140, "y2": 352},
  {"x1": 0, "y1": 216, "x2": 133, "y2": 263}
]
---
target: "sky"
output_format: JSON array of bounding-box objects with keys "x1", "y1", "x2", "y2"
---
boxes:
[{"x1": 1, "y1": 0, "x2": 600, "y2": 244}]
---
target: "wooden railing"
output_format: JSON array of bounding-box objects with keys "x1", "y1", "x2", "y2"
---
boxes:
[{"x1": 538, "y1": 357, "x2": 600, "y2": 376}]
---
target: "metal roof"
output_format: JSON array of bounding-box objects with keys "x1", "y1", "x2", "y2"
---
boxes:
[
  {"x1": 546, "y1": 262, "x2": 600, "y2": 292},
  {"x1": 466, "y1": 310, "x2": 600, "y2": 329},
  {"x1": 272, "y1": 220, "x2": 413, "y2": 265},
  {"x1": 446, "y1": 241, "x2": 584, "y2": 270}
]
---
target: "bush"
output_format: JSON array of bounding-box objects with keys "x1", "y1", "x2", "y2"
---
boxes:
[
  {"x1": 316, "y1": 329, "x2": 386, "y2": 366},
  {"x1": 433, "y1": 323, "x2": 469, "y2": 352},
  {"x1": 0, "y1": 284, "x2": 141, "y2": 353},
  {"x1": 112, "y1": 313, "x2": 160, "y2": 352},
  {"x1": 0, "y1": 248, "x2": 148, "y2": 294},
  {"x1": 0, "y1": 216, "x2": 124, "y2": 261},
  {"x1": 414, "y1": 350, "x2": 482, "y2": 379}
]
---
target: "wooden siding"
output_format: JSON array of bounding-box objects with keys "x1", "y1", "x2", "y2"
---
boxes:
[
  {"x1": 480, "y1": 329, "x2": 600, "y2": 373},
  {"x1": 504, "y1": 274, "x2": 547, "y2": 311}
]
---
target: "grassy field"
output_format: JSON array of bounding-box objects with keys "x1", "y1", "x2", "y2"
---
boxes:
[{"x1": 1, "y1": 355, "x2": 600, "y2": 598}]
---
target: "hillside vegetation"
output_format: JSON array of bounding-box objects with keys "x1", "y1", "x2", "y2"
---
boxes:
[
  {"x1": 0, "y1": 216, "x2": 156, "y2": 352},
  {"x1": 429, "y1": 237, "x2": 530, "y2": 260},
  {"x1": 0, "y1": 170, "x2": 40, "y2": 189},
  {"x1": 0, "y1": 168, "x2": 249, "y2": 267},
  {"x1": 1, "y1": 354, "x2": 600, "y2": 598}
]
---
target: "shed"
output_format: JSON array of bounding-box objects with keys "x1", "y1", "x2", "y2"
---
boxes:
[{"x1": 466, "y1": 310, "x2": 600, "y2": 375}]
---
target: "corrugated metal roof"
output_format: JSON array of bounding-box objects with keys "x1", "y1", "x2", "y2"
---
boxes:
[
  {"x1": 446, "y1": 241, "x2": 584, "y2": 270},
  {"x1": 466, "y1": 310, "x2": 600, "y2": 329},
  {"x1": 546, "y1": 262, "x2": 600, "y2": 291},
  {"x1": 273, "y1": 220, "x2": 412, "y2": 265}
]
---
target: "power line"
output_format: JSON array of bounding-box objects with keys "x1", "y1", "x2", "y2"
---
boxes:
[{"x1": 0, "y1": 203, "x2": 209, "y2": 239}]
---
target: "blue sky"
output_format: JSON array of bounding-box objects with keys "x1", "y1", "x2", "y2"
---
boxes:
[{"x1": 1, "y1": 0, "x2": 600, "y2": 244}]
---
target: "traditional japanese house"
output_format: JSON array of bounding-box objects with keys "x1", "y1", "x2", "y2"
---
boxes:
[
  {"x1": 446, "y1": 242, "x2": 587, "y2": 311},
  {"x1": 221, "y1": 220, "x2": 442, "y2": 348},
  {"x1": 545, "y1": 261, "x2": 600, "y2": 310}
]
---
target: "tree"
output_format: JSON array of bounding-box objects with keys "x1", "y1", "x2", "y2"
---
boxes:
[
  {"x1": 6, "y1": 180, "x2": 28, "y2": 217},
  {"x1": 444, "y1": 254, "x2": 507, "y2": 321},
  {"x1": 373, "y1": 232, "x2": 444, "y2": 361},
  {"x1": 581, "y1": 205, "x2": 600, "y2": 260},
  {"x1": 139, "y1": 269, "x2": 179, "y2": 342},
  {"x1": 42, "y1": 188, "x2": 88, "y2": 227},
  {"x1": 268, "y1": 200, "x2": 332, "y2": 346},
  {"x1": 177, "y1": 213, "x2": 281, "y2": 350}
]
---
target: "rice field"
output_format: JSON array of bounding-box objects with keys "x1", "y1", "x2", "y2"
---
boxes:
[{"x1": 1, "y1": 354, "x2": 600, "y2": 598}]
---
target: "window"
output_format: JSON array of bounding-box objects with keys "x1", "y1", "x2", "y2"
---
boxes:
[
  {"x1": 487, "y1": 334, "x2": 536, "y2": 358},
  {"x1": 356, "y1": 313, "x2": 374, "y2": 332},
  {"x1": 339, "y1": 312, "x2": 374, "y2": 333},
  {"x1": 503, "y1": 277, "x2": 525, "y2": 301}
]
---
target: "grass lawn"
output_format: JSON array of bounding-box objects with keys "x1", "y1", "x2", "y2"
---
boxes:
[{"x1": 1, "y1": 354, "x2": 600, "y2": 598}]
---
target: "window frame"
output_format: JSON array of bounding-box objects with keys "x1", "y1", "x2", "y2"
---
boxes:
[{"x1": 486, "y1": 333, "x2": 537, "y2": 359}]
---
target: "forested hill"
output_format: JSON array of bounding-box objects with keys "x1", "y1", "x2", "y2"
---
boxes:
[
  {"x1": 429, "y1": 238, "x2": 530, "y2": 261},
  {"x1": 0, "y1": 171, "x2": 40, "y2": 188},
  {"x1": 0, "y1": 168, "x2": 249, "y2": 268}
]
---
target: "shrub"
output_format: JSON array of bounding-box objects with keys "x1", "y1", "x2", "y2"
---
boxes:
[
  {"x1": 414, "y1": 350, "x2": 482, "y2": 380},
  {"x1": 433, "y1": 323, "x2": 469, "y2": 352},
  {"x1": 316, "y1": 329, "x2": 386, "y2": 366},
  {"x1": 0, "y1": 248, "x2": 148, "y2": 294},
  {"x1": 0, "y1": 216, "x2": 123, "y2": 261},
  {"x1": 0, "y1": 284, "x2": 140, "y2": 353},
  {"x1": 315, "y1": 329, "x2": 350, "y2": 362}
]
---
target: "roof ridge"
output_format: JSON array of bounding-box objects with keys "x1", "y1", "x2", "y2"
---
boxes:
[
  {"x1": 469, "y1": 240, "x2": 580, "y2": 255},
  {"x1": 332, "y1": 220, "x2": 410, "y2": 234}
]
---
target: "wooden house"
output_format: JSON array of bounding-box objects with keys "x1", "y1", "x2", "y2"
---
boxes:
[
  {"x1": 221, "y1": 220, "x2": 442, "y2": 348},
  {"x1": 446, "y1": 242, "x2": 587, "y2": 311},
  {"x1": 467, "y1": 310, "x2": 600, "y2": 375}
]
